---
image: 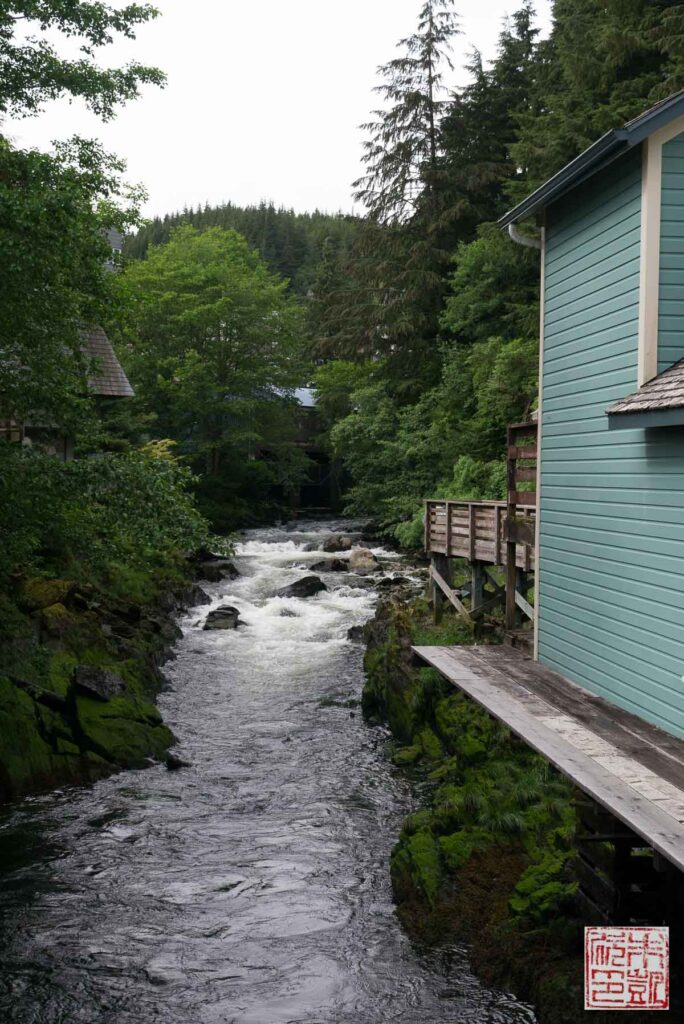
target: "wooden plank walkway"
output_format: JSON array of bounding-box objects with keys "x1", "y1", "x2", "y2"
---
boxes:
[{"x1": 412, "y1": 644, "x2": 684, "y2": 873}]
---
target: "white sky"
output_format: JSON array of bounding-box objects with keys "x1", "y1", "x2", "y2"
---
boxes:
[{"x1": 6, "y1": 0, "x2": 552, "y2": 219}]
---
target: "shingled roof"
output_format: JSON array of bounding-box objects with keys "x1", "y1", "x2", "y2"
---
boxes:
[
  {"x1": 607, "y1": 358, "x2": 684, "y2": 417},
  {"x1": 83, "y1": 326, "x2": 134, "y2": 398}
]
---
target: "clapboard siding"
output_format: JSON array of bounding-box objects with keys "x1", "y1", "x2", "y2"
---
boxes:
[
  {"x1": 540, "y1": 146, "x2": 684, "y2": 738},
  {"x1": 659, "y1": 132, "x2": 684, "y2": 371}
]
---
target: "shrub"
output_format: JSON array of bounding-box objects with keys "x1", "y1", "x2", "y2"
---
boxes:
[{"x1": 0, "y1": 441, "x2": 214, "y2": 585}]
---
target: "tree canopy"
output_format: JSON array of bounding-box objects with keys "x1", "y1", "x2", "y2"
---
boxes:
[
  {"x1": 0, "y1": 0, "x2": 164, "y2": 118},
  {"x1": 115, "y1": 226, "x2": 310, "y2": 528},
  {"x1": 311, "y1": 0, "x2": 683, "y2": 543}
]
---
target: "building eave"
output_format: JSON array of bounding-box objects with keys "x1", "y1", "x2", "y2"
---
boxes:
[{"x1": 499, "y1": 89, "x2": 684, "y2": 228}]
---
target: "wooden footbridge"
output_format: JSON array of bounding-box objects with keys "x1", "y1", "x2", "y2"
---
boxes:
[{"x1": 425, "y1": 423, "x2": 537, "y2": 636}]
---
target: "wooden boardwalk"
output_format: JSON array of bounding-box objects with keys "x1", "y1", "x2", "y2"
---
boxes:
[
  {"x1": 425, "y1": 500, "x2": 536, "y2": 570},
  {"x1": 412, "y1": 644, "x2": 684, "y2": 873}
]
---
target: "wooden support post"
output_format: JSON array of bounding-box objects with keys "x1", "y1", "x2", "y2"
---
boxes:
[
  {"x1": 516, "y1": 569, "x2": 527, "y2": 626},
  {"x1": 494, "y1": 505, "x2": 502, "y2": 565},
  {"x1": 446, "y1": 500, "x2": 453, "y2": 558},
  {"x1": 430, "y1": 560, "x2": 471, "y2": 621},
  {"x1": 471, "y1": 561, "x2": 485, "y2": 614},
  {"x1": 432, "y1": 553, "x2": 452, "y2": 624},
  {"x1": 424, "y1": 500, "x2": 430, "y2": 555}
]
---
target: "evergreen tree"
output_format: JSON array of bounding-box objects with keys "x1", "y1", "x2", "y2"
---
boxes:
[{"x1": 354, "y1": 0, "x2": 460, "y2": 224}]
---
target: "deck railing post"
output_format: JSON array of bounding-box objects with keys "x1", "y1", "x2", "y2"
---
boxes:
[
  {"x1": 468, "y1": 504, "x2": 476, "y2": 563},
  {"x1": 424, "y1": 500, "x2": 431, "y2": 556},
  {"x1": 506, "y1": 427, "x2": 518, "y2": 630}
]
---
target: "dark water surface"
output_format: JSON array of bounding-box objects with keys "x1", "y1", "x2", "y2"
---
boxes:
[{"x1": 0, "y1": 522, "x2": 536, "y2": 1024}]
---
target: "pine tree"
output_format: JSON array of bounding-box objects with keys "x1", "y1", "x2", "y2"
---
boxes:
[{"x1": 353, "y1": 0, "x2": 460, "y2": 225}]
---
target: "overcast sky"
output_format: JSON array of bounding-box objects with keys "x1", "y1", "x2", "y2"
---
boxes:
[{"x1": 7, "y1": 0, "x2": 552, "y2": 219}]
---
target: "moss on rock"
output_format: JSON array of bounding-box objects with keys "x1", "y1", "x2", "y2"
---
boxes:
[
  {"x1": 75, "y1": 695, "x2": 172, "y2": 766},
  {"x1": 19, "y1": 578, "x2": 74, "y2": 612},
  {"x1": 0, "y1": 568, "x2": 200, "y2": 802}
]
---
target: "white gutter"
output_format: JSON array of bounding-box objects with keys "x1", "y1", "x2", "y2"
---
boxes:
[{"x1": 508, "y1": 222, "x2": 542, "y2": 250}]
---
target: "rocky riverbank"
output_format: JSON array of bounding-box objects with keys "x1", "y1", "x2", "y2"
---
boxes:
[
  {"x1": 361, "y1": 594, "x2": 675, "y2": 1024},
  {"x1": 0, "y1": 554, "x2": 236, "y2": 803}
]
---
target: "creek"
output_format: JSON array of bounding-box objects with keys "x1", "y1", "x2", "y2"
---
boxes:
[{"x1": 0, "y1": 521, "x2": 535, "y2": 1024}]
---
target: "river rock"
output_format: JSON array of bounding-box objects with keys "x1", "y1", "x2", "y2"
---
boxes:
[
  {"x1": 339, "y1": 576, "x2": 376, "y2": 590},
  {"x1": 276, "y1": 576, "x2": 327, "y2": 599},
  {"x1": 73, "y1": 666, "x2": 126, "y2": 702},
  {"x1": 203, "y1": 605, "x2": 241, "y2": 630},
  {"x1": 310, "y1": 558, "x2": 348, "y2": 573},
  {"x1": 376, "y1": 576, "x2": 411, "y2": 590},
  {"x1": 347, "y1": 625, "x2": 365, "y2": 643},
  {"x1": 349, "y1": 547, "x2": 381, "y2": 575},
  {"x1": 197, "y1": 560, "x2": 240, "y2": 583},
  {"x1": 166, "y1": 752, "x2": 192, "y2": 770},
  {"x1": 322, "y1": 534, "x2": 354, "y2": 553}
]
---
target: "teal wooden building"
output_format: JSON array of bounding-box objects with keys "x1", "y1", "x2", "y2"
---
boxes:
[{"x1": 500, "y1": 90, "x2": 684, "y2": 740}]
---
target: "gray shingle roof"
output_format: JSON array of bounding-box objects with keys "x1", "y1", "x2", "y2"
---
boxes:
[
  {"x1": 83, "y1": 326, "x2": 134, "y2": 398},
  {"x1": 606, "y1": 358, "x2": 684, "y2": 415}
]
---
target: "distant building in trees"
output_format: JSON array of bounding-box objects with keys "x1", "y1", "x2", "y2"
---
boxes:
[{"x1": 0, "y1": 230, "x2": 133, "y2": 459}]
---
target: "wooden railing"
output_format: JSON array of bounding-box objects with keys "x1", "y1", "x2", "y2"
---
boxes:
[{"x1": 424, "y1": 499, "x2": 536, "y2": 571}]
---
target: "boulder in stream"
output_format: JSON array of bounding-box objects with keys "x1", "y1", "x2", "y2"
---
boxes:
[
  {"x1": 197, "y1": 560, "x2": 240, "y2": 583},
  {"x1": 276, "y1": 576, "x2": 327, "y2": 599},
  {"x1": 310, "y1": 559, "x2": 348, "y2": 573},
  {"x1": 347, "y1": 625, "x2": 365, "y2": 643},
  {"x1": 203, "y1": 605, "x2": 241, "y2": 630},
  {"x1": 349, "y1": 547, "x2": 381, "y2": 575},
  {"x1": 376, "y1": 576, "x2": 411, "y2": 590},
  {"x1": 166, "y1": 752, "x2": 192, "y2": 770},
  {"x1": 322, "y1": 534, "x2": 354, "y2": 553}
]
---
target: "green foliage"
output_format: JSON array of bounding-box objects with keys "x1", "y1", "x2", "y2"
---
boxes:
[
  {"x1": 0, "y1": 1, "x2": 164, "y2": 119},
  {"x1": 509, "y1": 849, "x2": 578, "y2": 926},
  {"x1": 391, "y1": 828, "x2": 442, "y2": 907},
  {"x1": 0, "y1": 136, "x2": 144, "y2": 431},
  {"x1": 325, "y1": 335, "x2": 536, "y2": 537},
  {"x1": 126, "y1": 201, "x2": 359, "y2": 296},
  {"x1": 310, "y1": 0, "x2": 680, "y2": 543},
  {"x1": 0, "y1": 442, "x2": 210, "y2": 584},
  {"x1": 115, "y1": 225, "x2": 311, "y2": 529},
  {"x1": 441, "y1": 224, "x2": 539, "y2": 343},
  {"x1": 362, "y1": 596, "x2": 578, "y2": 965}
]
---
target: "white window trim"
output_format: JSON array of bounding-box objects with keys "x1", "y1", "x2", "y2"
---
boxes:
[
  {"x1": 534, "y1": 222, "x2": 545, "y2": 661},
  {"x1": 638, "y1": 113, "x2": 684, "y2": 385}
]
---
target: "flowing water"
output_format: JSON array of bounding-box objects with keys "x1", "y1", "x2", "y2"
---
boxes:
[{"x1": 0, "y1": 521, "x2": 536, "y2": 1024}]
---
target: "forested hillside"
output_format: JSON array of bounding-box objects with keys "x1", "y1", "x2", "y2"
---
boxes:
[
  {"x1": 126, "y1": 202, "x2": 359, "y2": 295},
  {"x1": 309, "y1": 0, "x2": 684, "y2": 546}
]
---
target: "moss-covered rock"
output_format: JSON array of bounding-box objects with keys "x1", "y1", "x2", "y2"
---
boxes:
[
  {"x1": 391, "y1": 828, "x2": 442, "y2": 907},
  {"x1": 75, "y1": 695, "x2": 172, "y2": 766},
  {"x1": 0, "y1": 568, "x2": 203, "y2": 802},
  {"x1": 19, "y1": 578, "x2": 75, "y2": 611}
]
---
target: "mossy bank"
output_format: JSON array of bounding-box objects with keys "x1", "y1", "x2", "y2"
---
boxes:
[
  {"x1": 0, "y1": 562, "x2": 211, "y2": 803},
  {"x1": 362, "y1": 596, "x2": 682, "y2": 1024}
]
